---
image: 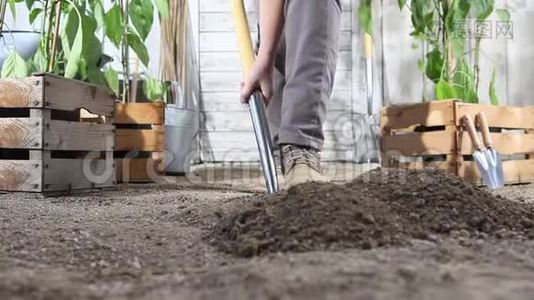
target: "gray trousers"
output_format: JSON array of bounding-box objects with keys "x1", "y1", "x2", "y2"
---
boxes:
[{"x1": 265, "y1": 0, "x2": 342, "y2": 151}]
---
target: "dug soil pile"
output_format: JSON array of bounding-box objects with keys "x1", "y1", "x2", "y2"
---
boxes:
[{"x1": 210, "y1": 169, "x2": 534, "y2": 257}]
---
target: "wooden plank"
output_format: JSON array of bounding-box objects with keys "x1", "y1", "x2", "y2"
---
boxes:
[
  {"x1": 200, "y1": 31, "x2": 352, "y2": 52},
  {"x1": 200, "y1": 50, "x2": 353, "y2": 72},
  {"x1": 202, "y1": 149, "x2": 355, "y2": 163},
  {"x1": 458, "y1": 132, "x2": 534, "y2": 155},
  {"x1": 115, "y1": 103, "x2": 165, "y2": 125},
  {"x1": 199, "y1": 0, "x2": 351, "y2": 12},
  {"x1": 116, "y1": 126, "x2": 165, "y2": 152},
  {"x1": 0, "y1": 160, "x2": 42, "y2": 192},
  {"x1": 199, "y1": 11, "x2": 352, "y2": 32},
  {"x1": 43, "y1": 74, "x2": 115, "y2": 116},
  {"x1": 0, "y1": 77, "x2": 43, "y2": 108},
  {"x1": 383, "y1": 130, "x2": 457, "y2": 156},
  {"x1": 201, "y1": 110, "x2": 355, "y2": 132},
  {"x1": 43, "y1": 156, "x2": 116, "y2": 191},
  {"x1": 395, "y1": 161, "x2": 453, "y2": 172},
  {"x1": 459, "y1": 160, "x2": 534, "y2": 185},
  {"x1": 455, "y1": 103, "x2": 534, "y2": 129},
  {"x1": 201, "y1": 131, "x2": 355, "y2": 152},
  {"x1": 380, "y1": 101, "x2": 456, "y2": 131},
  {"x1": 381, "y1": 1, "x2": 424, "y2": 104},
  {"x1": 116, "y1": 158, "x2": 163, "y2": 183},
  {"x1": 506, "y1": 5, "x2": 534, "y2": 107},
  {"x1": 200, "y1": 89, "x2": 352, "y2": 112},
  {"x1": 45, "y1": 120, "x2": 114, "y2": 151},
  {"x1": 0, "y1": 118, "x2": 42, "y2": 149},
  {"x1": 201, "y1": 70, "x2": 352, "y2": 93}
]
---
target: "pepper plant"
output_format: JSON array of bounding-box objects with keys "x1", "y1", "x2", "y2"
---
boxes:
[
  {"x1": 399, "y1": 0, "x2": 510, "y2": 104},
  {"x1": 1, "y1": 0, "x2": 169, "y2": 102}
]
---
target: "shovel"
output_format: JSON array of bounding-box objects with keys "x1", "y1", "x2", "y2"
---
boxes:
[
  {"x1": 231, "y1": 0, "x2": 279, "y2": 194},
  {"x1": 364, "y1": 33, "x2": 382, "y2": 167},
  {"x1": 476, "y1": 112, "x2": 504, "y2": 188},
  {"x1": 463, "y1": 114, "x2": 494, "y2": 188}
]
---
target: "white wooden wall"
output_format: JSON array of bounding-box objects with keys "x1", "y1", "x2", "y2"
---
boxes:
[
  {"x1": 197, "y1": 0, "x2": 534, "y2": 163},
  {"x1": 5, "y1": 0, "x2": 534, "y2": 164},
  {"x1": 198, "y1": 0, "x2": 358, "y2": 163}
]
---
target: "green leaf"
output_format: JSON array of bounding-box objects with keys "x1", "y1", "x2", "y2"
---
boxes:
[
  {"x1": 25, "y1": 0, "x2": 35, "y2": 9},
  {"x1": 104, "y1": 68, "x2": 120, "y2": 97},
  {"x1": 489, "y1": 67, "x2": 499, "y2": 105},
  {"x1": 425, "y1": 48, "x2": 444, "y2": 83},
  {"x1": 154, "y1": 0, "x2": 169, "y2": 19},
  {"x1": 129, "y1": 0, "x2": 154, "y2": 41},
  {"x1": 62, "y1": 8, "x2": 80, "y2": 57},
  {"x1": 435, "y1": 80, "x2": 457, "y2": 100},
  {"x1": 496, "y1": 8, "x2": 511, "y2": 22},
  {"x1": 29, "y1": 8, "x2": 43, "y2": 24},
  {"x1": 63, "y1": 7, "x2": 84, "y2": 78},
  {"x1": 471, "y1": 0, "x2": 495, "y2": 21},
  {"x1": 8, "y1": 0, "x2": 17, "y2": 20},
  {"x1": 398, "y1": 0, "x2": 407, "y2": 9},
  {"x1": 127, "y1": 32, "x2": 149, "y2": 66},
  {"x1": 87, "y1": 67, "x2": 107, "y2": 86},
  {"x1": 93, "y1": 0, "x2": 106, "y2": 29},
  {"x1": 143, "y1": 76, "x2": 166, "y2": 101},
  {"x1": 1, "y1": 51, "x2": 28, "y2": 78},
  {"x1": 358, "y1": 0, "x2": 373, "y2": 36},
  {"x1": 104, "y1": 5, "x2": 123, "y2": 48}
]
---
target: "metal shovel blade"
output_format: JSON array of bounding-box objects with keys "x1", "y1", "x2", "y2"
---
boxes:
[
  {"x1": 249, "y1": 92, "x2": 279, "y2": 194},
  {"x1": 473, "y1": 151, "x2": 495, "y2": 188},
  {"x1": 484, "y1": 149, "x2": 504, "y2": 188}
]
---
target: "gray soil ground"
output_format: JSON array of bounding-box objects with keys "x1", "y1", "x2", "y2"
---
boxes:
[{"x1": 1, "y1": 180, "x2": 534, "y2": 300}]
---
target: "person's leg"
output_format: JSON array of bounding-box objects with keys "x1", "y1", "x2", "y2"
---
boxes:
[
  {"x1": 265, "y1": 30, "x2": 286, "y2": 147},
  {"x1": 279, "y1": 0, "x2": 342, "y2": 151}
]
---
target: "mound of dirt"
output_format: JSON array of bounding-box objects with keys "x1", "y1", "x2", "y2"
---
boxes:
[{"x1": 210, "y1": 169, "x2": 534, "y2": 257}]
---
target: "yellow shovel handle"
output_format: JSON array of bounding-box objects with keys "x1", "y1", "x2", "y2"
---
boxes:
[
  {"x1": 364, "y1": 33, "x2": 373, "y2": 60},
  {"x1": 231, "y1": 0, "x2": 255, "y2": 78}
]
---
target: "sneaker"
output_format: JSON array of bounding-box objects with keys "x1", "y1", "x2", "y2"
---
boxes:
[{"x1": 280, "y1": 144, "x2": 327, "y2": 189}]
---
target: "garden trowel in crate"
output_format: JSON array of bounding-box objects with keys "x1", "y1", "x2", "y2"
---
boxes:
[
  {"x1": 231, "y1": 0, "x2": 279, "y2": 194},
  {"x1": 463, "y1": 114, "x2": 495, "y2": 188}
]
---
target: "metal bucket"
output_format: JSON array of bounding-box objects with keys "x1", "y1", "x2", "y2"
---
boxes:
[
  {"x1": 0, "y1": 30, "x2": 40, "y2": 68},
  {"x1": 164, "y1": 82, "x2": 199, "y2": 174}
]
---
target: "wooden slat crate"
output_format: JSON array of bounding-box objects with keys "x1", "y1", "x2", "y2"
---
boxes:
[
  {"x1": 381, "y1": 100, "x2": 534, "y2": 185},
  {"x1": 0, "y1": 73, "x2": 116, "y2": 192},
  {"x1": 114, "y1": 102, "x2": 165, "y2": 182}
]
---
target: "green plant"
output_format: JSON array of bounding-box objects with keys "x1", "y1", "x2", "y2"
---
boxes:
[
  {"x1": 399, "y1": 0, "x2": 510, "y2": 104},
  {"x1": 1, "y1": 0, "x2": 169, "y2": 103}
]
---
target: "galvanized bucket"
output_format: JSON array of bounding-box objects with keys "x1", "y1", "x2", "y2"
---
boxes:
[
  {"x1": 0, "y1": 30, "x2": 40, "y2": 68},
  {"x1": 164, "y1": 81, "x2": 199, "y2": 174}
]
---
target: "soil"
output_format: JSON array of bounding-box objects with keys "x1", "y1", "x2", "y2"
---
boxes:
[
  {"x1": 0, "y1": 170, "x2": 534, "y2": 299},
  {"x1": 211, "y1": 169, "x2": 534, "y2": 257}
]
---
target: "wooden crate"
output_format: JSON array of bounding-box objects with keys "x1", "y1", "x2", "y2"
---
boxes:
[
  {"x1": 0, "y1": 73, "x2": 116, "y2": 192},
  {"x1": 114, "y1": 102, "x2": 165, "y2": 182},
  {"x1": 380, "y1": 100, "x2": 534, "y2": 185}
]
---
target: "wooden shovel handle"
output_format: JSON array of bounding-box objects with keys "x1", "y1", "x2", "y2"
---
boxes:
[
  {"x1": 364, "y1": 33, "x2": 373, "y2": 60},
  {"x1": 476, "y1": 112, "x2": 493, "y2": 149},
  {"x1": 462, "y1": 114, "x2": 483, "y2": 151},
  {"x1": 231, "y1": 0, "x2": 255, "y2": 78}
]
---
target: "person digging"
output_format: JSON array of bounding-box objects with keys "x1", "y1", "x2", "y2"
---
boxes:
[{"x1": 240, "y1": 0, "x2": 342, "y2": 189}]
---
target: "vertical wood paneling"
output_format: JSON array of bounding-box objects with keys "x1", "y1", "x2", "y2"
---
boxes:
[
  {"x1": 195, "y1": 0, "x2": 533, "y2": 163},
  {"x1": 506, "y1": 0, "x2": 534, "y2": 107},
  {"x1": 198, "y1": 0, "x2": 356, "y2": 162}
]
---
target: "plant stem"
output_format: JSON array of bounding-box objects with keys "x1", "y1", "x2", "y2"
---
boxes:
[
  {"x1": 121, "y1": 0, "x2": 130, "y2": 103},
  {"x1": 48, "y1": 0, "x2": 62, "y2": 73},
  {"x1": 45, "y1": 0, "x2": 56, "y2": 71},
  {"x1": 473, "y1": 37, "x2": 481, "y2": 93},
  {"x1": 0, "y1": 0, "x2": 7, "y2": 32}
]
